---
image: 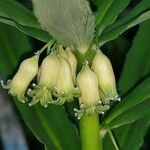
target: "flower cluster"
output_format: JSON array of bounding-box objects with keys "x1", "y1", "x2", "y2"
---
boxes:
[
  {"x1": 1, "y1": 43, "x2": 120, "y2": 119},
  {"x1": 74, "y1": 50, "x2": 121, "y2": 119}
]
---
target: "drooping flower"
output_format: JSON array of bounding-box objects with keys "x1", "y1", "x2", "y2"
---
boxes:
[
  {"x1": 58, "y1": 46, "x2": 77, "y2": 84},
  {"x1": 92, "y1": 50, "x2": 120, "y2": 104},
  {"x1": 1, "y1": 55, "x2": 39, "y2": 103},
  {"x1": 54, "y1": 56, "x2": 75, "y2": 104},
  {"x1": 38, "y1": 52, "x2": 60, "y2": 89},
  {"x1": 28, "y1": 52, "x2": 60, "y2": 107},
  {"x1": 65, "y1": 47, "x2": 77, "y2": 84},
  {"x1": 77, "y1": 62, "x2": 100, "y2": 107},
  {"x1": 74, "y1": 61, "x2": 109, "y2": 119}
]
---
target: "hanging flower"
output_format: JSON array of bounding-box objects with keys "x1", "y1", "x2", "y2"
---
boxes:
[
  {"x1": 65, "y1": 47, "x2": 77, "y2": 84},
  {"x1": 92, "y1": 50, "x2": 120, "y2": 104},
  {"x1": 38, "y1": 52, "x2": 60, "y2": 89},
  {"x1": 54, "y1": 56, "x2": 75, "y2": 104},
  {"x1": 1, "y1": 55, "x2": 39, "y2": 103},
  {"x1": 74, "y1": 61, "x2": 109, "y2": 119},
  {"x1": 58, "y1": 46, "x2": 77, "y2": 84},
  {"x1": 77, "y1": 62, "x2": 100, "y2": 107},
  {"x1": 28, "y1": 52, "x2": 60, "y2": 107}
]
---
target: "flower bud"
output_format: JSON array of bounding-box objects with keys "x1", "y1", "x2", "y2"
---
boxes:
[
  {"x1": 55, "y1": 56, "x2": 74, "y2": 102},
  {"x1": 91, "y1": 50, "x2": 119, "y2": 104},
  {"x1": 77, "y1": 62, "x2": 100, "y2": 107},
  {"x1": 1, "y1": 55, "x2": 39, "y2": 103},
  {"x1": 38, "y1": 52, "x2": 60, "y2": 90},
  {"x1": 58, "y1": 46, "x2": 77, "y2": 84}
]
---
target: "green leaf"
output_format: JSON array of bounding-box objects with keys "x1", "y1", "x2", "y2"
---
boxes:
[
  {"x1": 103, "y1": 132, "x2": 116, "y2": 150},
  {"x1": 0, "y1": 23, "x2": 31, "y2": 76},
  {"x1": 0, "y1": 0, "x2": 39, "y2": 28},
  {"x1": 102, "y1": 19, "x2": 150, "y2": 150},
  {"x1": 0, "y1": 23, "x2": 80, "y2": 150},
  {"x1": 16, "y1": 22, "x2": 51, "y2": 42},
  {"x1": 96, "y1": 0, "x2": 131, "y2": 35},
  {"x1": 122, "y1": 118, "x2": 150, "y2": 150},
  {"x1": 32, "y1": 0, "x2": 95, "y2": 51},
  {"x1": 108, "y1": 100, "x2": 150, "y2": 129},
  {"x1": 102, "y1": 20, "x2": 150, "y2": 126},
  {"x1": 103, "y1": 77, "x2": 150, "y2": 125},
  {"x1": 103, "y1": 120, "x2": 131, "y2": 149},
  {"x1": 0, "y1": 0, "x2": 52, "y2": 42},
  {"x1": 15, "y1": 103, "x2": 80, "y2": 150},
  {"x1": 96, "y1": 0, "x2": 115, "y2": 25},
  {"x1": 113, "y1": 125, "x2": 131, "y2": 147},
  {"x1": 0, "y1": 17, "x2": 51, "y2": 42},
  {"x1": 118, "y1": 20, "x2": 150, "y2": 95},
  {"x1": 99, "y1": 0, "x2": 150, "y2": 45},
  {"x1": 103, "y1": 125, "x2": 131, "y2": 150}
]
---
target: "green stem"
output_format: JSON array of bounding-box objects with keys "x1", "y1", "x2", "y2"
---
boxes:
[
  {"x1": 107, "y1": 128, "x2": 120, "y2": 150},
  {"x1": 35, "y1": 39, "x2": 55, "y2": 55},
  {"x1": 80, "y1": 113, "x2": 102, "y2": 150}
]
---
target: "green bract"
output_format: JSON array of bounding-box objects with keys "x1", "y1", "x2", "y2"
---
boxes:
[
  {"x1": 32, "y1": 0, "x2": 95, "y2": 54},
  {"x1": 1, "y1": 55, "x2": 39, "y2": 103}
]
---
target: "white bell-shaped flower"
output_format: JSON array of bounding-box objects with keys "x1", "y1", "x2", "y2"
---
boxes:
[{"x1": 1, "y1": 55, "x2": 39, "y2": 103}]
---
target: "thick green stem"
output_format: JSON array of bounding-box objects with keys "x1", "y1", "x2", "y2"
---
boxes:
[{"x1": 80, "y1": 113, "x2": 102, "y2": 150}]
